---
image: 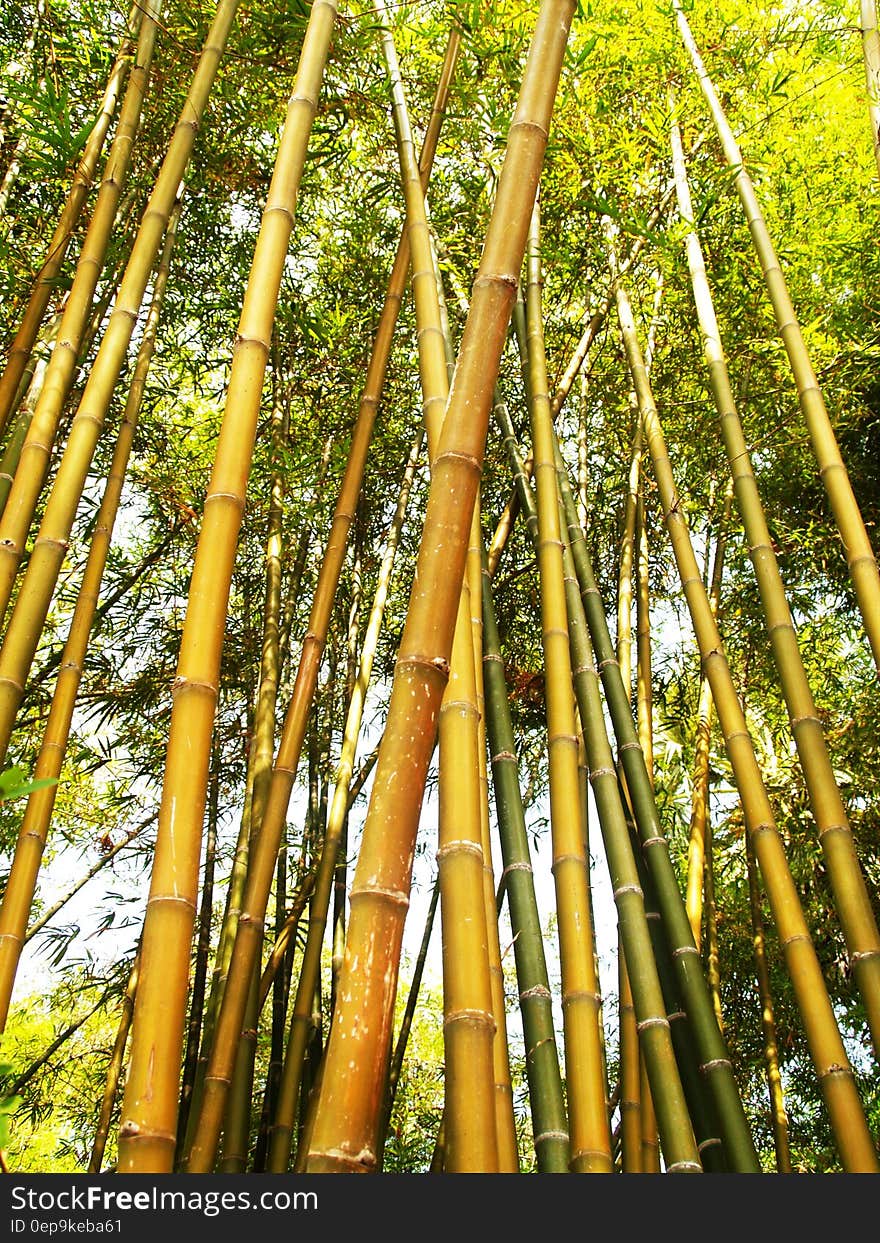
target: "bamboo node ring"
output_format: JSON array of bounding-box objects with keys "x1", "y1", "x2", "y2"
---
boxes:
[{"x1": 699, "y1": 1058, "x2": 732, "y2": 1073}]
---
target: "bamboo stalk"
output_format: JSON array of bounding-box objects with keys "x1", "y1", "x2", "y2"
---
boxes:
[
  {"x1": 118, "y1": 0, "x2": 336, "y2": 1174},
  {"x1": 610, "y1": 237, "x2": 879, "y2": 1173},
  {"x1": 745, "y1": 830, "x2": 793, "y2": 1173},
  {"x1": 673, "y1": 0, "x2": 880, "y2": 674},
  {"x1": 525, "y1": 200, "x2": 612, "y2": 1173},
  {"x1": 88, "y1": 956, "x2": 139, "y2": 1173},
  {"x1": 306, "y1": 0, "x2": 576, "y2": 1172},
  {"x1": 0, "y1": 0, "x2": 226, "y2": 774},
  {"x1": 0, "y1": 0, "x2": 163, "y2": 615},
  {"x1": 189, "y1": 26, "x2": 461, "y2": 1175},
  {"x1": 0, "y1": 1, "x2": 146, "y2": 436},
  {"x1": 671, "y1": 112, "x2": 880, "y2": 1059},
  {"x1": 0, "y1": 198, "x2": 181, "y2": 1032},
  {"x1": 554, "y1": 420, "x2": 760, "y2": 1171},
  {"x1": 265, "y1": 431, "x2": 424, "y2": 1173}
]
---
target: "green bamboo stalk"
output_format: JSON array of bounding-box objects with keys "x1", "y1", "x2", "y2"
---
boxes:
[
  {"x1": 118, "y1": 0, "x2": 336, "y2": 1174},
  {"x1": 0, "y1": 1, "x2": 144, "y2": 436},
  {"x1": 306, "y1": 0, "x2": 576, "y2": 1172},
  {"x1": 673, "y1": 0, "x2": 880, "y2": 674},
  {"x1": 554, "y1": 413, "x2": 761, "y2": 1172},
  {"x1": 610, "y1": 236, "x2": 878, "y2": 1173}
]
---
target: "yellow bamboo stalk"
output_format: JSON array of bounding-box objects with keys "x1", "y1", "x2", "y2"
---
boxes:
[
  {"x1": 306, "y1": 0, "x2": 576, "y2": 1171},
  {"x1": 186, "y1": 24, "x2": 462, "y2": 1176},
  {"x1": 0, "y1": 0, "x2": 163, "y2": 616},
  {"x1": 88, "y1": 955, "x2": 139, "y2": 1173},
  {"x1": 861, "y1": 0, "x2": 880, "y2": 181},
  {"x1": 0, "y1": 0, "x2": 223, "y2": 778},
  {"x1": 265, "y1": 431, "x2": 424, "y2": 1172},
  {"x1": 671, "y1": 111, "x2": 880, "y2": 1059},
  {"x1": 673, "y1": 0, "x2": 880, "y2": 674},
  {"x1": 117, "y1": 0, "x2": 336, "y2": 1174},
  {"x1": 0, "y1": 1, "x2": 144, "y2": 436},
  {"x1": 527, "y1": 200, "x2": 612, "y2": 1173},
  {"x1": 0, "y1": 197, "x2": 182, "y2": 1033},
  {"x1": 609, "y1": 229, "x2": 880, "y2": 1173}
]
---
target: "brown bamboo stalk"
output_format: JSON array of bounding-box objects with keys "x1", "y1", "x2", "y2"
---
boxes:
[
  {"x1": 0, "y1": 0, "x2": 163, "y2": 612},
  {"x1": 0, "y1": 2, "x2": 145, "y2": 436},
  {"x1": 673, "y1": 0, "x2": 880, "y2": 674},
  {"x1": 609, "y1": 231, "x2": 879, "y2": 1172},
  {"x1": 306, "y1": 0, "x2": 576, "y2": 1172},
  {"x1": 0, "y1": 198, "x2": 181, "y2": 1031},
  {"x1": 118, "y1": 0, "x2": 336, "y2": 1174}
]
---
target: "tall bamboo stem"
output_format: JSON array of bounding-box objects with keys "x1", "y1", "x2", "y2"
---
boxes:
[
  {"x1": 306, "y1": 0, "x2": 576, "y2": 1172},
  {"x1": 88, "y1": 956, "x2": 139, "y2": 1173},
  {"x1": 671, "y1": 113, "x2": 880, "y2": 1059},
  {"x1": 118, "y1": 0, "x2": 335, "y2": 1173},
  {"x1": 861, "y1": 0, "x2": 880, "y2": 181},
  {"x1": 673, "y1": 0, "x2": 880, "y2": 674},
  {"x1": 610, "y1": 239, "x2": 879, "y2": 1172}
]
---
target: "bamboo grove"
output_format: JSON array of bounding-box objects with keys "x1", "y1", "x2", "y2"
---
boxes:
[{"x1": 0, "y1": 0, "x2": 878, "y2": 1174}]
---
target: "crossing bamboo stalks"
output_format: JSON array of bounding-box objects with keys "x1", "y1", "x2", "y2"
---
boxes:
[
  {"x1": 186, "y1": 27, "x2": 461, "y2": 1176},
  {"x1": 553, "y1": 417, "x2": 760, "y2": 1171},
  {"x1": 0, "y1": 0, "x2": 163, "y2": 619},
  {"x1": 673, "y1": 0, "x2": 880, "y2": 675},
  {"x1": 266, "y1": 431, "x2": 424, "y2": 1172},
  {"x1": 0, "y1": 198, "x2": 181, "y2": 1033},
  {"x1": 525, "y1": 201, "x2": 612, "y2": 1174},
  {"x1": 610, "y1": 242, "x2": 879, "y2": 1173},
  {"x1": 88, "y1": 955, "x2": 139, "y2": 1173},
  {"x1": 119, "y1": 0, "x2": 337, "y2": 1174},
  {"x1": 306, "y1": 0, "x2": 576, "y2": 1172},
  {"x1": 744, "y1": 831, "x2": 793, "y2": 1173},
  {"x1": 861, "y1": 0, "x2": 880, "y2": 181},
  {"x1": 0, "y1": 1, "x2": 144, "y2": 437},
  {"x1": 480, "y1": 546, "x2": 570, "y2": 1174},
  {"x1": 671, "y1": 112, "x2": 880, "y2": 1059},
  {"x1": 0, "y1": 0, "x2": 227, "y2": 780}
]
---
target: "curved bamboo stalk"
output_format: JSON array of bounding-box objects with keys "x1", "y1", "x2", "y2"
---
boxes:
[
  {"x1": 861, "y1": 0, "x2": 880, "y2": 181},
  {"x1": 0, "y1": 198, "x2": 181, "y2": 1032},
  {"x1": 525, "y1": 201, "x2": 612, "y2": 1174},
  {"x1": 671, "y1": 113, "x2": 880, "y2": 1060},
  {"x1": 265, "y1": 431, "x2": 424, "y2": 1172},
  {"x1": 0, "y1": 2, "x2": 144, "y2": 437},
  {"x1": 0, "y1": 0, "x2": 223, "y2": 773},
  {"x1": 188, "y1": 26, "x2": 462, "y2": 1176},
  {"x1": 118, "y1": 0, "x2": 336, "y2": 1173},
  {"x1": 673, "y1": 0, "x2": 880, "y2": 674},
  {"x1": 0, "y1": 0, "x2": 163, "y2": 620},
  {"x1": 610, "y1": 240, "x2": 879, "y2": 1172},
  {"x1": 306, "y1": 0, "x2": 576, "y2": 1172}
]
